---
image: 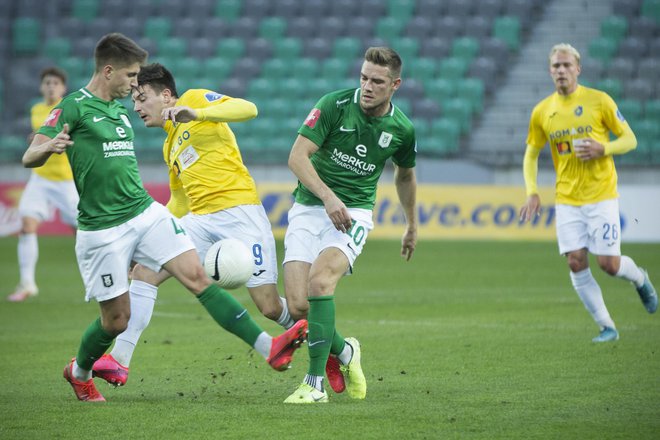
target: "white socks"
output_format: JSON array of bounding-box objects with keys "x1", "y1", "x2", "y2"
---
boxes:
[
  {"x1": 73, "y1": 360, "x2": 92, "y2": 381},
  {"x1": 110, "y1": 280, "x2": 158, "y2": 367},
  {"x1": 304, "y1": 374, "x2": 325, "y2": 392},
  {"x1": 570, "y1": 268, "x2": 615, "y2": 329},
  {"x1": 276, "y1": 296, "x2": 295, "y2": 329},
  {"x1": 337, "y1": 340, "x2": 353, "y2": 366},
  {"x1": 254, "y1": 333, "x2": 272, "y2": 359},
  {"x1": 18, "y1": 233, "x2": 38, "y2": 288},
  {"x1": 615, "y1": 255, "x2": 645, "y2": 287}
]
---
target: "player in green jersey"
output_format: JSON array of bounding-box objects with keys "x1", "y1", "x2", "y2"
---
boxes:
[
  {"x1": 283, "y1": 47, "x2": 418, "y2": 404},
  {"x1": 91, "y1": 62, "x2": 297, "y2": 387},
  {"x1": 22, "y1": 33, "x2": 307, "y2": 402}
]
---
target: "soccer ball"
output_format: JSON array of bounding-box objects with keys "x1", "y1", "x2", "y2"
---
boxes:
[{"x1": 203, "y1": 238, "x2": 255, "y2": 289}]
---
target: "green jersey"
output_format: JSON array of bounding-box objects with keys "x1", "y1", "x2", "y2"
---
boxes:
[
  {"x1": 37, "y1": 88, "x2": 153, "y2": 231},
  {"x1": 297, "y1": 88, "x2": 416, "y2": 209}
]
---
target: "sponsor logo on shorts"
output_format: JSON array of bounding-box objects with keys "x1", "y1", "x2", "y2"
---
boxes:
[
  {"x1": 252, "y1": 269, "x2": 266, "y2": 277},
  {"x1": 101, "y1": 274, "x2": 114, "y2": 287}
]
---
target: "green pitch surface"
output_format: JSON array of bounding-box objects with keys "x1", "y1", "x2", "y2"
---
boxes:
[{"x1": 1, "y1": 237, "x2": 658, "y2": 439}]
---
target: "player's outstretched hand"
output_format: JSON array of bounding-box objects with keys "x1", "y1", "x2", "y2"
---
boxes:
[
  {"x1": 519, "y1": 193, "x2": 541, "y2": 223},
  {"x1": 401, "y1": 228, "x2": 417, "y2": 261},
  {"x1": 162, "y1": 106, "x2": 198, "y2": 124},
  {"x1": 50, "y1": 123, "x2": 73, "y2": 154}
]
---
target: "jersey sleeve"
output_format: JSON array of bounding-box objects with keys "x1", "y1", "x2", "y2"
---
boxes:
[
  {"x1": 183, "y1": 89, "x2": 230, "y2": 108},
  {"x1": 166, "y1": 167, "x2": 190, "y2": 218},
  {"x1": 601, "y1": 92, "x2": 628, "y2": 137},
  {"x1": 392, "y1": 125, "x2": 416, "y2": 168},
  {"x1": 297, "y1": 93, "x2": 340, "y2": 148},
  {"x1": 36, "y1": 99, "x2": 80, "y2": 139},
  {"x1": 525, "y1": 104, "x2": 547, "y2": 149}
]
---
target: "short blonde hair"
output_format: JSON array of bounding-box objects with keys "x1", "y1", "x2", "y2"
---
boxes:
[{"x1": 549, "y1": 43, "x2": 581, "y2": 66}]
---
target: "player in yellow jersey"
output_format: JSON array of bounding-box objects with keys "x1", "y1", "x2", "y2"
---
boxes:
[
  {"x1": 8, "y1": 67, "x2": 79, "y2": 302},
  {"x1": 91, "y1": 63, "x2": 298, "y2": 384},
  {"x1": 519, "y1": 43, "x2": 657, "y2": 342}
]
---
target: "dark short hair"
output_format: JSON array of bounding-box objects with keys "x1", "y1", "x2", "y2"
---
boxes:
[
  {"x1": 94, "y1": 33, "x2": 148, "y2": 72},
  {"x1": 364, "y1": 47, "x2": 402, "y2": 79},
  {"x1": 137, "y1": 63, "x2": 179, "y2": 98},
  {"x1": 40, "y1": 67, "x2": 67, "y2": 84}
]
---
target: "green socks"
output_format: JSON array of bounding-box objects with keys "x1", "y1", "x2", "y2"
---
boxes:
[
  {"x1": 330, "y1": 327, "x2": 346, "y2": 356},
  {"x1": 76, "y1": 317, "x2": 115, "y2": 371},
  {"x1": 307, "y1": 295, "x2": 336, "y2": 376},
  {"x1": 198, "y1": 284, "x2": 262, "y2": 347}
]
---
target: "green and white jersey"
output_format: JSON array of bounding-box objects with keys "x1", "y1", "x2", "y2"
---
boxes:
[
  {"x1": 37, "y1": 88, "x2": 153, "y2": 231},
  {"x1": 297, "y1": 88, "x2": 416, "y2": 209}
]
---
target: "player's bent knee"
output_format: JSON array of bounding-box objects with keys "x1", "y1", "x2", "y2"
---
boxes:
[
  {"x1": 259, "y1": 302, "x2": 281, "y2": 321},
  {"x1": 308, "y1": 276, "x2": 337, "y2": 297},
  {"x1": 102, "y1": 314, "x2": 130, "y2": 336},
  {"x1": 567, "y1": 255, "x2": 588, "y2": 273},
  {"x1": 181, "y1": 265, "x2": 212, "y2": 296},
  {"x1": 288, "y1": 299, "x2": 309, "y2": 320},
  {"x1": 599, "y1": 260, "x2": 619, "y2": 276}
]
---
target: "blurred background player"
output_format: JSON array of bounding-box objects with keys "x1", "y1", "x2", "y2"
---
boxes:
[
  {"x1": 92, "y1": 63, "x2": 296, "y2": 386},
  {"x1": 8, "y1": 67, "x2": 78, "y2": 302},
  {"x1": 519, "y1": 43, "x2": 657, "y2": 343},
  {"x1": 23, "y1": 33, "x2": 306, "y2": 402},
  {"x1": 283, "y1": 47, "x2": 418, "y2": 403}
]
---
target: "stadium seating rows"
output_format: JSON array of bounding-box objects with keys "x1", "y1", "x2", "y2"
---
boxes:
[
  {"x1": 3, "y1": 0, "x2": 657, "y2": 165},
  {"x1": 584, "y1": 0, "x2": 660, "y2": 164}
]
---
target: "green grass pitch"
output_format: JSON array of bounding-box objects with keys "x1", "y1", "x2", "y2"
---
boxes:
[{"x1": 0, "y1": 236, "x2": 658, "y2": 439}]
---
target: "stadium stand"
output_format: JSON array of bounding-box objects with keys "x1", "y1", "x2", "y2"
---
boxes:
[{"x1": 2, "y1": 0, "x2": 658, "y2": 166}]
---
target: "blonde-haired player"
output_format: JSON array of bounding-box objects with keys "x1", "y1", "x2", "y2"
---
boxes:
[
  {"x1": 92, "y1": 63, "x2": 300, "y2": 385},
  {"x1": 519, "y1": 43, "x2": 657, "y2": 342},
  {"x1": 8, "y1": 67, "x2": 78, "y2": 302}
]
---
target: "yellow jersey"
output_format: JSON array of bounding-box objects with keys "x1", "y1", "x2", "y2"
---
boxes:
[
  {"x1": 31, "y1": 101, "x2": 74, "y2": 181},
  {"x1": 163, "y1": 89, "x2": 261, "y2": 215},
  {"x1": 526, "y1": 85, "x2": 632, "y2": 205}
]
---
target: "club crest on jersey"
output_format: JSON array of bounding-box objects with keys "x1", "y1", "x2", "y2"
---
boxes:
[
  {"x1": 378, "y1": 131, "x2": 393, "y2": 148},
  {"x1": 574, "y1": 106, "x2": 583, "y2": 116},
  {"x1": 101, "y1": 274, "x2": 114, "y2": 287},
  {"x1": 556, "y1": 141, "x2": 571, "y2": 155},
  {"x1": 43, "y1": 109, "x2": 62, "y2": 127},
  {"x1": 304, "y1": 108, "x2": 321, "y2": 128},
  {"x1": 205, "y1": 92, "x2": 224, "y2": 102}
]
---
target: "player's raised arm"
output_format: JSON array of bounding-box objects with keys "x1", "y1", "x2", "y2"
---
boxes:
[
  {"x1": 162, "y1": 97, "x2": 258, "y2": 124},
  {"x1": 22, "y1": 123, "x2": 72, "y2": 168}
]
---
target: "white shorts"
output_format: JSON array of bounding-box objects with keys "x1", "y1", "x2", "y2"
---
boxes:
[
  {"x1": 75, "y1": 202, "x2": 195, "y2": 302},
  {"x1": 181, "y1": 204, "x2": 278, "y2": 287},
  {"x1": 556, "y1": 199, "x2": 621, "y2": 256},
  {"x1": 283, "y1": 203, "x2": 374, "y2": 274},
  {"x1": 18, "y1": 173, "x2": 78, "y2": 226}
]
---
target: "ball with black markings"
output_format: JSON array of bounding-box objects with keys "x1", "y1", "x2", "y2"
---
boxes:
[{"x1": 203, "y1": 238, "x2": 254, "y2": 289}]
